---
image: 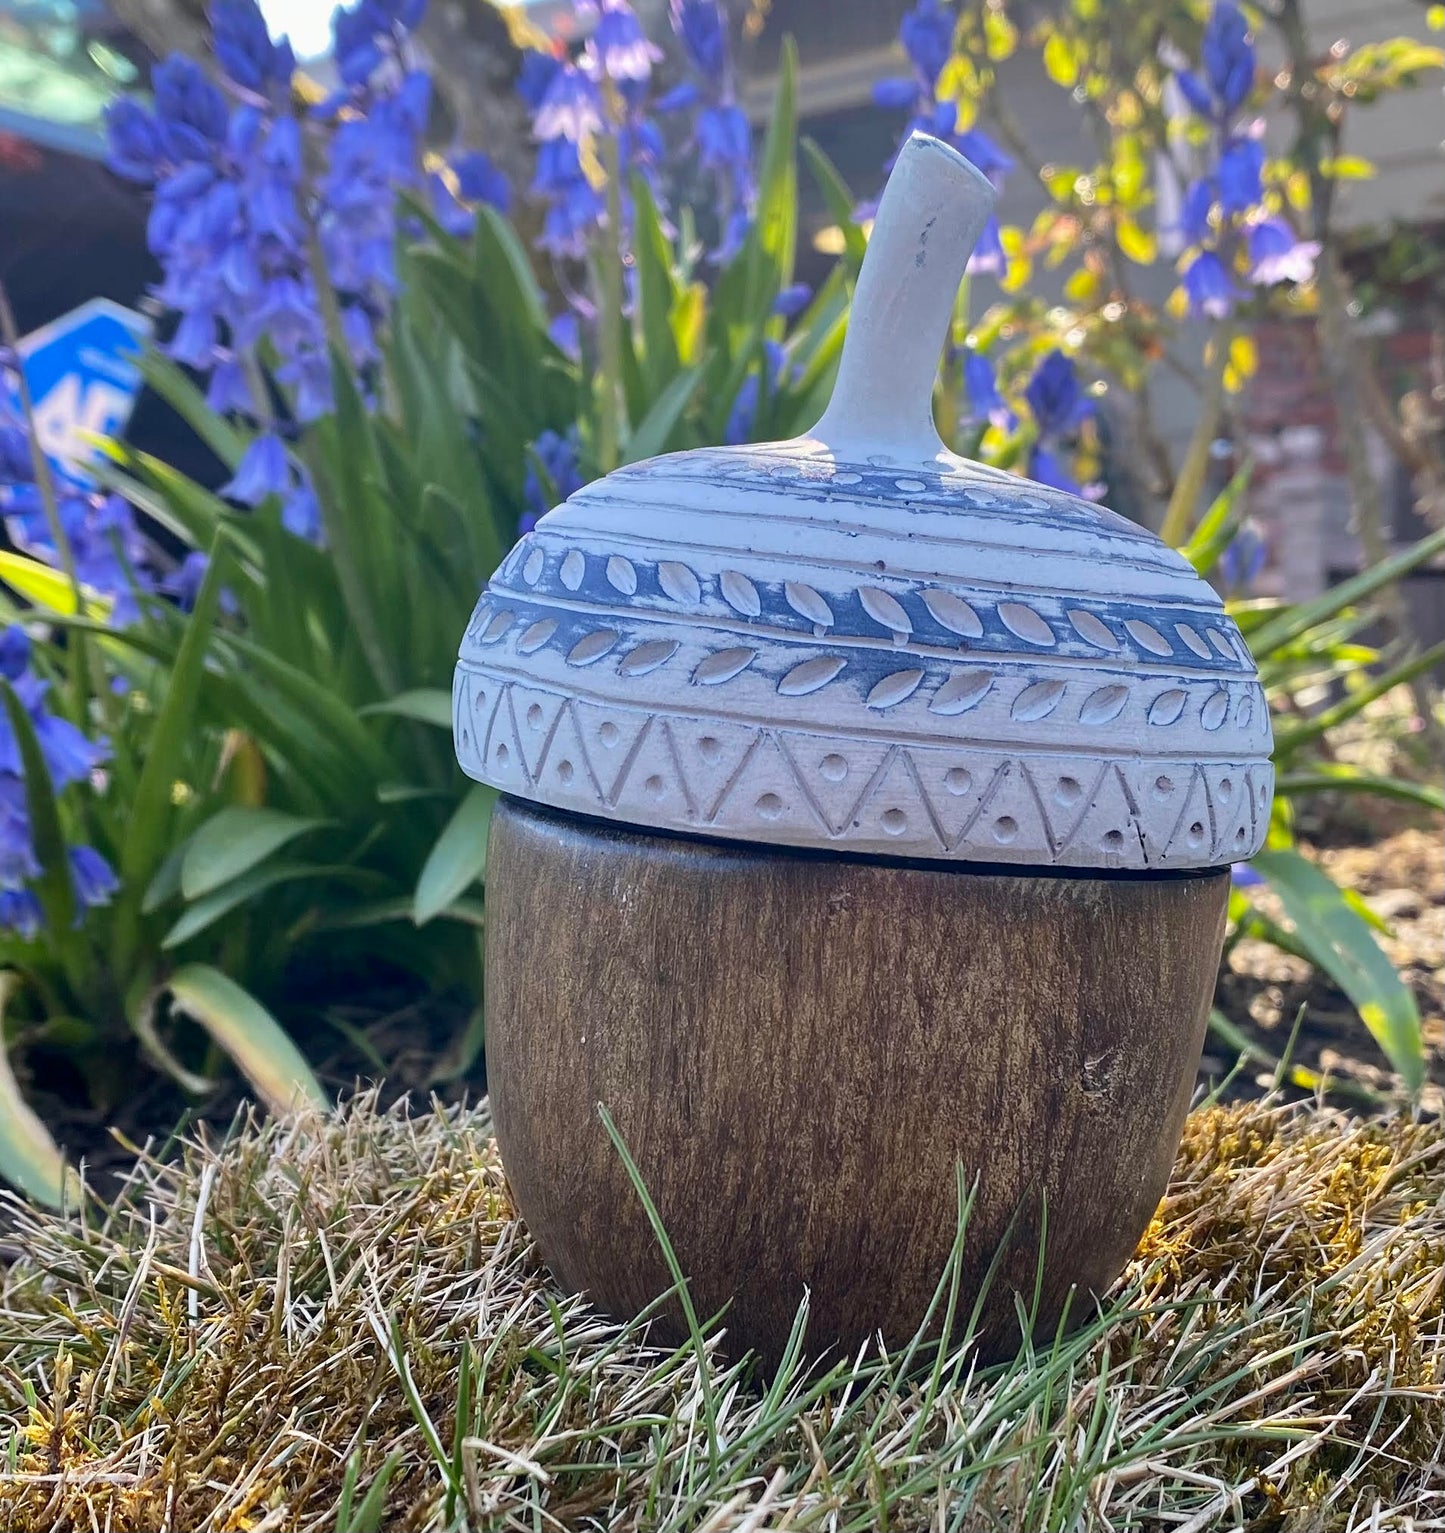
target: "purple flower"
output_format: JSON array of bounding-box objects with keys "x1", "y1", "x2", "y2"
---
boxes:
[
  {"x1": 583, "y1": 0, "x2": 662, "y2": 84},
  {"x1": 724, "y1": 340, "x2": 785, "y2": 445},
  {"x1": 221, "y1": 433, "x2": 290, "y2": 505},
  {"x1": 1201, "y1": 1, "x2": 1254, "y2": 116},
  {"x1": 281, "y1": 479, "x2": 322, "y2": 541},
  {"x1": 872, "y1": 76, "x2": 920, "y2": 110},
  {"x1": 1219, "y1": 520, "x2": 1267, "y2": 590},
  {"x1": 962, "y1": 350, "x2": 1010, "y2": 429},
  {"x1": 517, "y1": 49, "x2": 562, "y2": 112},
  {"x1": 162, "y1": 551, "x2": 212, "y2": 611},
  {"x1": 452, "y1": 151, "x2": 510, "y2": 212},
  {"x1": 152, "y1": 54, "x2": 229, "y2": 160},
  {"x1": 0, "y1": 626, "x2": 31, "y2": 682},
  {"x1": 1028, "y1": 444, "x2": 1082, "y2": 496},
  {"x1": 522, "y1": 428, "x2": 585, "y2": 533},
  {"x1": 772, "y1": 283, "x2": 812, "y2": 319},
  {"x1": 104, "y1": 97, "x2": 165, "y2": 182},
  {"x1": 533, "y1": 63, "x2": 604, "y2": 142},
  {"x1": 1248, "y1": 217, "x2": 1320, "y2": 286},
  {"x1": 1230, "y1": 860, "x2": 1264, "y2": 888},
  {"x1": 69, "y1": 845, "x2": 118, "y2": 909},
  {"x1": 672, "y1": 0, "x2": 727, "y2": 79},
  {"x1": 1216, "y1": 136, "x2": 1263, "y2": 216},
  {"x1": 1183, "y1": 249, "x2": 1240, "y2": 318},
  {"x1": 966, "y1": 214, "x2": 1005, "y2": 276},
  {"x1": 0, "y1": 888, "x2": 41, "y2": 939},
  {"x1": 205, "y1": 358, "x2": 256, "y2": 415},
  {"x1": 1025, "y1": 351, "x2": 1091, "y2": 437},
  {"x1": 696, "y1": 103, "x2": 750, "y2": 178},
  {"x1": 1182, "y1": 177, "x2": 1214, "y2": 246},
  {"x1": 211, "y1": 0, "x2": 294, "y2": 93},
  {"x1": 899, "y1": 0, "x2": 953, "y2": 90}
]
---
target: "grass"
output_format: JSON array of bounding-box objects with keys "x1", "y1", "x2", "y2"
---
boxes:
[{"x1": 0, "y1": 1091, "x2": 1441, "y2": 1531}]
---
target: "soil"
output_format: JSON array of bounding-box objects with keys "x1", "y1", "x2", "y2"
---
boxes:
[{"x1": 1206, "y1": 822, "x2": 1445, "y2": 1107}]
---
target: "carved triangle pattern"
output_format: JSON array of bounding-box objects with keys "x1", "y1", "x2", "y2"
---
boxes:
[{"x1": 453, "y1": 664, "x2": 1272, "y2": 867}]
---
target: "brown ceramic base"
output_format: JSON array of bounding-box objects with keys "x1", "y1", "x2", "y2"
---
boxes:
[{"x1": 485, "y1": 796, "x2": 1228, "y2": 1368}]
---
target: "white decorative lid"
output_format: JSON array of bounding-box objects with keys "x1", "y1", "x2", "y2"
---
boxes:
[{"x1": 454, "y1": 133, "x2": 1273, "y2": 871}]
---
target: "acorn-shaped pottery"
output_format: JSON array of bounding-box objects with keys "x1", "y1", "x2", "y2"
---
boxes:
[{"x1": 454, "y1": 132, "x2": 1272, "y2": 1366}]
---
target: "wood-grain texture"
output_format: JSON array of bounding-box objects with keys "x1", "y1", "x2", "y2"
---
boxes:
[{"x1": 486, "y1": 797, "x2": 1229, "y2": 1368}]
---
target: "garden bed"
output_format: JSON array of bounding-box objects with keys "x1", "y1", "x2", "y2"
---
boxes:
[{"x1": 1, "y1": 1092, "x2": 1441, "y2": 1531}]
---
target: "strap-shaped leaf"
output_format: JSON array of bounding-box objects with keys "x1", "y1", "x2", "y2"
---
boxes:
[
  {"x1": 164, "y1": 964, "x2": 326, "y2": 1112},
  {"x1": 414, "y1": 783, "x2": 495, "y2": 926},
  {"x1": 180, "y1": 806, "x2": 330, "y2": 901},
  {"x1": 0, "y1": 974, "x2": 82, "y2": 1207},
  {"x1": 1252, "y1": 848, "x2": 1425, "y2": 1095}
]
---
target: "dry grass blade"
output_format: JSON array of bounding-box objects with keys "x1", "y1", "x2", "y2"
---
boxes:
[{"x1": 0, "y1": 1091, "x2": 1440, "y2": 1531}]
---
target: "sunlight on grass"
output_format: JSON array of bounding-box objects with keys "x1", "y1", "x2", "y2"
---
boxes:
[{"x1": 0, "y1": 1092, "x2": 1440, "y2": 1530}]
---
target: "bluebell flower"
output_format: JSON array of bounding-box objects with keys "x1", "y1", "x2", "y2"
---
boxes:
[
  {"x1": 872, "y1": 76, "x2": 921, "y2": 110},
  {"x1": 549, "y1": 312, "x2": 581, "y2": 359},
  {"x1": 211, "y1": 0, "x2": 294, "y2": 93},
  {"x1": 452, "y1": 151, "x2": 510, "y2": 212},
  {"x1": 522, "y1": 427, "x2": 585, "y2": 534},
  {"x1": 724, "y1": 340, "x2": 785, "y2": 445},
  {"x1": 1183, "y1": 248, "x2": 1240, "y2": 318},
  {"x1": 772, "y1": 283, "x2": 812, "y2": 319},
  {"x1": 221, "y1": 433, "x2": 290, "y2": 505},
  {"x1": 517, "y1": 48, "x2": 562, "y2": 111},
  {"x1": 1219, "y1": 520, "x2": 1266, "y2": 590},
  {"x1": 32, "y1": 708, "x2": 108, "y2": 792},
  {"x1": 533, "y1": 63, "x2": 604, "y2": 142},
  {"x1": 1028, "y1": 445, "x2": 1082, "y2": 496},
  {"x1": 1230, "y1": 861, "x2": 1264, "y2": 888},
  {"x1": 104, "y1": 97, "x2": 165, "y2": 182},
  {"x1": 281, "y1": 479, "x2": 322, "y2": 541},
  {"x1": 962, "y1": 349, "x2": 1010, "y2": 429},
  {"x1": 1182, "y1": 177, "x2": 1215, "y2": 246},
  {"x1": 966, "y1": 214, "x2": 1005, "y2": 276},
  {"x1": 1216, "y1": 136, "x2": 1263, "y2": 216},
  {"x1": 152, "y1": 54, "x2": 229, "y2": 160},
  {"x1": 696, "y1": 103, "x2": 750, "y2": 179},
  {"x1": 69, "y1": 845, "x2": 119, "y2": 909},
  {"x1": 1201, "y1": 1, "x2": 1254, "y2": 115},
  {"x1": 1248, "y1": 217, "x2": 1319, "y2": 286},
  {"x1": 583, "y1": 0, "x2": 662, "y2": 84},
  {"x1": 1025, "y1": 351, "x2": 1091, "y2": 437},
  {"x1": 162, "y1": 551, "x2": 212, "y2": 611},
  {"x1": 899, "y1": 0, "x2": 953, "y2": 89},
  {"x1": 205, "y1": 358, "x2": 256, "y2": 415},
  {"x1": 672, "y1": 0, "x2": 727, "y2": 78},
  {"x1": 0, "y1": 626, "x2": 30, "y2": 681},
  {"x1": 0, "y1": 888, "x2": 41, "y2": 939}
]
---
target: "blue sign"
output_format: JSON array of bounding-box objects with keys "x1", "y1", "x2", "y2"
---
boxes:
[{"x1": 9, "y1": 299, "x2": 151, "y2": 488}]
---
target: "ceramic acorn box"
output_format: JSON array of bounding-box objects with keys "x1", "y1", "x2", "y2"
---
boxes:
[{"x1": 453, "y1": 132, "x2": 1273, "y2": 1366}]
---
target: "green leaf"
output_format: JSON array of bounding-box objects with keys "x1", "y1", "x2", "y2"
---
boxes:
[
  {"x1": 1245, "y1": 524, "x2": 1445, "y2": 659},
  {"x1": 360, "y1": 689, "x2": 454, "y2": 729},
  {"x1": 801, "y1": 138, "x2": 868, "y2": 271},
  {"x1": 1275, "y1": 766, "x2": 1445, "y2": 813},
  {"x1": 180, "y1": 806, "x2": 329, "y2": 901},
  {"x1": 0, "y1": 680, "x2": 76, "y2": 932},
  {"x1": 164, "y1": 965, "x2": 327, "y2": 1112},
  {"x1": 1252, "y1": 849, "x2": 1425, "y2": 1095},
  {"x1": 622, "y1": 367, "x2": 704, "y2": 464},
  {"x1": 138, "y1": 350, "x2": 247, "y2": 468},
  {"x1": 414, "y1": 783, "x2": 495, "y2": 926},
  {"x1": 121, "y1": 535, "x2": 228, "y2": 885},
  {"x1": 0, "y1": 550, "x2": 104, "y2": 618},
  {"x1": 164, "y1": 862, "x2": 360, "y2": 949},
  {"x1": 1271, "y1": 641, "x2": 1445, "y2": 760},
  {"x1": 0, "y1": 976, "x2": 82, "y2": 1207},
  {"x1": 1182, "y1": 461, "x2": 1253, "y2": 574}
]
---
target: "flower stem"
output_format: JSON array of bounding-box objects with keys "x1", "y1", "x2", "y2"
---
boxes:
[
  {"x1": 1159, "y1": 320, "x2": 1233, "y2": 549},
  {"x1": 595, "y1": 94, "x2": 626, "y2": 474}
]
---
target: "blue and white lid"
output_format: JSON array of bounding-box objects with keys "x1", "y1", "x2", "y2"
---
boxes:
[{"x1": 454, "y1": 134, "x2": 1272, "y2": 871}]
